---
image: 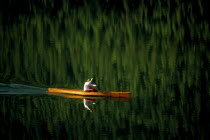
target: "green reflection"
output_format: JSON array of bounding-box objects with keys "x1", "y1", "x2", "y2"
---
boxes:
[{"x1": 0, "y1": 0, "x2": 210, "y2": 139}]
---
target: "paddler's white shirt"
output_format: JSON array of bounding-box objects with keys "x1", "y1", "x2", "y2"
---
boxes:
[{"x1": 83, "y1": 79, "x2": 97, "y2": 91}]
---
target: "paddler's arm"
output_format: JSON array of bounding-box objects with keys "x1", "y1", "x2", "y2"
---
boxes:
[{"x1": 90, "y1": 84, "x2": 97, "y2": 87}]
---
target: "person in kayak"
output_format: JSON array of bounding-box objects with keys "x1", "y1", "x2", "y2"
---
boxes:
[{"x1": 84, "y1": 78, "x2": 97, "y2": 92}]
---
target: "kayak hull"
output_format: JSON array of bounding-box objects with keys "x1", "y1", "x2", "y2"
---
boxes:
[{"x1": 48, "y1": 88, "x2": 131, "y2": 98}]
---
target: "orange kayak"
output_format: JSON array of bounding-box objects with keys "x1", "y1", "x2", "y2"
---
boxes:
[{"x1": 48, "y1": 88, "x2": 131, "y2": 98}]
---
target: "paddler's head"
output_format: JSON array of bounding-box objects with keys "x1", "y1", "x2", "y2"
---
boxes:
[{"x1": 87, "y1": 79, "x2": 90, "y2": 82}]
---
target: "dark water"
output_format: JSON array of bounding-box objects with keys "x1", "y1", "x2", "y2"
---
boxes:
[{"x1": 0, "y1": 0, "x2": 210, "y2": 139}]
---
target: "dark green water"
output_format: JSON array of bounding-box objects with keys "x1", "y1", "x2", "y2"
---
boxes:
[{"x1": 0, "y1": 0, "x2": 210, "y2": 139}]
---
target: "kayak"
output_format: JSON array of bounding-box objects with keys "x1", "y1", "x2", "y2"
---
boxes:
[{"x1": 48, "y1": 88, "x2": 131, "y2": 98}]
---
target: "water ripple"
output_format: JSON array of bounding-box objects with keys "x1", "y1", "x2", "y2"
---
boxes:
[{"x1": 0, "y1": 83, "x2": 47, "y2": 94}]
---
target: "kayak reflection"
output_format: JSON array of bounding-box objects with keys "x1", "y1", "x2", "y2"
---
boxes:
[
  {"x1": 48, "y1": 93, "x2": 131, "y2": 102},
  {"x1": 48, "y1": 93, "x2": 130, "y2": 112},
  {"x1": 83, "y1": 99, "x2": 96, "y2": 112}
]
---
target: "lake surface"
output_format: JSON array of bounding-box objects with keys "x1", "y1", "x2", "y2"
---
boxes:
[{"x1": 0, "y1": 0, "x2": 210, "y2": 139}]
